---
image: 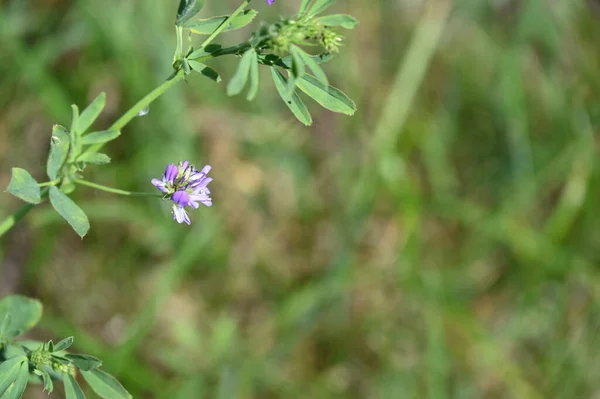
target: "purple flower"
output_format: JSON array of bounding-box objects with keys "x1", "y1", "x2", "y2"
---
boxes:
[
  {"x1": 152, "y1": 161, "x2": 213, "y2": 225},
  {"x1": 266, "y1": 0, "x2": 275, "y2": 4}
]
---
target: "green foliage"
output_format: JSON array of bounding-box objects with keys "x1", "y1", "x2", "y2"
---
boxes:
[
  {"x1": 188, "y1": 60, "x2": 221, "y2": 82},
  {"x1": 6, "y1": 168, "x2": 41, "y2": 205},
  {"x1": 175, "y1": 0, "x2": 205, "y2": 26},
  {"x1": 271, "y1": 68, "x2": 312, "y2": 125},
  {"x1": 305, "y1": 0, "x2": 334, "y2": 18},
  {"x1": 296, "y1": 74, "x2": 356, "y2": 115},
  {"x1": 227, "y1": 49, "x2": 255, "y2": 96},
  {"x1": 316, "y1": 14, "x2": 359, "y2": 29},
  {"x1": 81, "y1": 369, "x2": 132, "y2": 399},
  {"x1": 74, "y1": 93, "x2": 105, "y2": 135},
  {"x1": 49, "y1": 187, "x2": 90, "y2": 238},
  {"x1": 63, "y1": 375, "x2": 85, "y2": 399},
  {"x1": 47, "y1": 125, "x2": 70, "y2": 180},
  {"x1": 0, "y1": 296, "x2": 130, "y2": 398},
  {"x1": 184, "y1": 10, "x2": 258, "y2": 35},
  {"x1": 0, "y1": 296, "x2": 42, "y2": 342}
]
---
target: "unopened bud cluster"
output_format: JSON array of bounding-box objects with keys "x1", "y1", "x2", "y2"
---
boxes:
[{"x1": 267, "y1": 18, "x2": 344, "y2": 55}]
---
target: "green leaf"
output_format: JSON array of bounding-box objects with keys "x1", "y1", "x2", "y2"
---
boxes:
[
  {"x1": 188, "y1": 60, "x2": 222, "y2": 82},
  {"x1": 307, "y1": 0, "x2": 334, "y2": 17},
  {"x1": 0, "y1": 314, "x2": 11, "y2": 337},
  {"x1": 247, "y1": 49, "x2": 259, "y2": 101},
  {"x1": 49, "y1": 186, "x2": 90, "y2": 238},
  {"x1": 227, "y1": 50, "x2": 254, "y2": 96},
  {"x1": 76, "y1": 152, "x2": 111, "y2": 165},
  {"x1": 316, "y1": 14, "x2": 359, "y2": 29},
  {"x1": 292, "y1": 45, "x2": 328, "y2": 86},
  {"x1": 0, "y1": 357, "x2": 27, "y2": 375},
  {"x1": 290, "y1": 46, "x2": 306, "y2": 80},
  {"x1": 70, "y1": 105, "x2": 79, "y2": 135},
  {"x1": 297, "y1": 74, "x2": 356, "y2": 115},
  {"x1": 40, "y1": 370, "x2": 53, "y2": 393},
  {"x1": 298, "y1": 0, "x2": 314, "y2": 17},
  {"x1": 0, "y1": 359, "x2": 23, "y2": 397},
  {"x1": 47, "y1": 125, "x2": 70, "y2": 180},
  {"x1": 75, "y1": 93, "x2": 106, "y2": 135},
  {"x1": 184, "y1": 10, "x2": 258, "y2": 35},
  {"x1": 65, "y1": 354, "x2": 102, "y2": 371},
  {"x1": 81, "y1": 369, "x2": 132, "y2": 399},
  {"x1": 271, "y1": 68, "x2": 312, "y2": 126},
  {"x1": 63, "y1": 374, "x2": 85, "y2": 399},
  {"x1": 7, "y1": 361, "x2": 29, "y2": 399},
  {"x1": 176, "y1": 0, "x2": 205, "y2": 26},
  {"x1": 0, "y1": 296, "x2": 42, "y2": 340},
  {"x1": 182, "y1": 58, "x2": 191, "y2": 75},
  {"x1": 53, "y1": 336, "x2": 74, "y2": 352},
  {"x1": 79, "y1": 130, "x2": 120, "y2": 145},
  {"x1": 280, "y1": 52, "x2": 333, "y2": 69},
  {"x1": 6, "y1": 168, "x2": 41, "y2": 204}
]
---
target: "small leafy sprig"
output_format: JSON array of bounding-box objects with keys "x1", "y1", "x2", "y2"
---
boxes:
[
  {"x1": 1, "y1": 0, "x2": 358, "y2": 238},
  {"x1": 0, "y1": 296, "x2": 130, "y2": 399}
]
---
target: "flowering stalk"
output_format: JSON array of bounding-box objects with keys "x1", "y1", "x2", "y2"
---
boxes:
[
  {"x1": 1, "y1": 0, "x2": 358, "y2": 239},
  {"x1": 74, "y1": 180, "x2": 163, "y2": 198}
]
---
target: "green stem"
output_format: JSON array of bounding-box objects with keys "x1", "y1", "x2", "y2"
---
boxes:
[
  {"x1": 200, "y1": 0, "x2": 251, "y2": 48},
  {"x1": 0, "y1": 188, "x2": 49, "y2": 237},
  {"x1": 0, "y1": 1, "x2": 256, "y2": 239},
  {"x1": 174, "y1": 26, "x2": 184, "y2": 63},
  {"x1": 38, "y1": 179, "x2": 60, "y2": 187},
  {"x1": 87, "y1": 68, "x2": 185, "y2": 154},
  {"x1": 74, "y1": 180, "x2": 162, "y2": 198}
]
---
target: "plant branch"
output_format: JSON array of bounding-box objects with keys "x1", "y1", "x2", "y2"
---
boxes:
[
  {"x1": 200, "y1": 0, "x2": 251, "y2": 48},
  {"x1": 74, "y1": 180, "x2": 162, "y2": 198}
]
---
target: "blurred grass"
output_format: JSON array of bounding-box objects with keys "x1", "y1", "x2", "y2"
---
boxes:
[{"x1": 1, "y1": 0, "x2": 600, "y2": 397}]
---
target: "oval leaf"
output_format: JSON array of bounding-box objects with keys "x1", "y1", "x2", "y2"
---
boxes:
[
  {"x1": 79, "y1": 130, "x2": 120, "y2": 145},
  {"x1": 271, "y1": 68, "x2": 312, "y2": 126},
  {"x1": 296, "y1": 74, "x2": 356, "y2": 115},
  {"x1": 53, "y1": 336, "x2": 74, "y2": 352},
  {"x1": 188, "y1": 60, "x2": 222, "y2": 82},
  {"x1": 7, "y1": 361, "x2": 29, "y2": 399},
  {"x1": 0, "y1": 358, "x2": 24, "y2": 397},
  {"x1": 49, "y1": 186, "x2": 90, "y2": 238},
  {"x1": 47, "y1": 125, "x2": 70, "y2": 180},
  {"x1": 81, "y1": 369, "x2": 132, "y2": 399},
  {"x1": 184, "y1": 10, "x2": 257, "y2": 35},
  {"x1": 227, "y1": 50, "x2": 254, "y2": 96},
  {"x1": 64, "y1": 374, "x2": 85, "y2": 399},
  {"x1": 247, "y1": 49, "x2": 259, "y2": 101},
  {"x1": 64, "y1": 354, "x2": 102, "y2": 371},
  {"x1": 176, "y1": 0, "x2": 206, "y2": 26},
  {"x1": 75, "y1": 93, "x2": 106, "y2": 135},
  {"x1": 7, "y1": 168, "x2": 41, "y2": 204},
  {"x1": 0, "y1": 296, "x2": 42, "y2": 340},
  {"x1": 316, "y1": 14, "x2": 359, "y2": 29},
  {"x1": 76, "y1": 153, "x2": 111, "y2": 165},
  {"x1": 292, "y1": 45, "x2": 327, "y2": 85}
]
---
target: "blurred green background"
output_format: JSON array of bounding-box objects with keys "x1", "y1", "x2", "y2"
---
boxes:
[{"x1": 2, "y1": 0, "x2": 600, "y2": 397}]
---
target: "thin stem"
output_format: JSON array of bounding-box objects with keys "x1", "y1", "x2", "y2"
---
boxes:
[
  {"x1": 38, "y1": 179, "x2": 60, "y2": 187},
  {"x1": 87, "y1": 68, "x2": 185, "y2": 154},
  {"x1": 174, "y1": 26, "x2": 184, "y2": 63},
  {"x1": 0, "y1": 188, "x2": 49, "y2": 237},
  {"x1": 200, "y1": 0, "x2": 251, "y2": 48},
  {"x1": 74, "y1": 179, "x2": 163, "y2": 198}
]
